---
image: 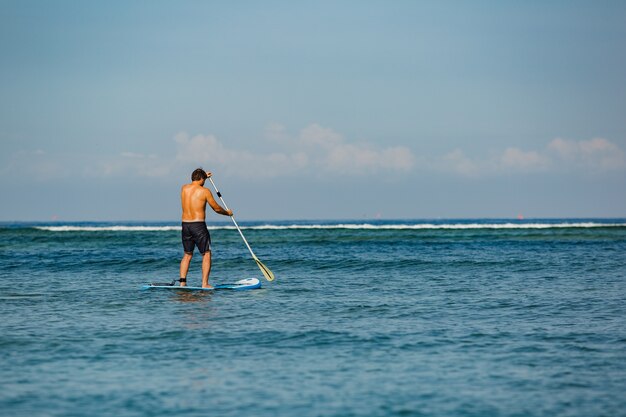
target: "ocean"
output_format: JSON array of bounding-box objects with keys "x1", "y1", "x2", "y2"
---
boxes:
[{"x1": 1, "y1": 219, "x2": 625, "y2": 417}]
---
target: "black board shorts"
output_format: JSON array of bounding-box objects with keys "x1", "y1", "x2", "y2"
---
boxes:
[{"x1": 181, "y1": 222, "x2": 211, "y2": 254}]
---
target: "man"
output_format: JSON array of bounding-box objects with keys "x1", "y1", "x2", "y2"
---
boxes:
[{"x1": 179, "y1": 168, "x2": 233, "y2": 288}]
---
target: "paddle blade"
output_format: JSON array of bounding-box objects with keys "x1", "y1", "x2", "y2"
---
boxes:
[{"x1": 255, "y1": 258, "x2": 275, "y2": 281}]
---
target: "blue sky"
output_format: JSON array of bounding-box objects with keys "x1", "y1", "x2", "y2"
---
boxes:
[{"x1": 1, "y1": 1, "x2": 625, "y2": 221}]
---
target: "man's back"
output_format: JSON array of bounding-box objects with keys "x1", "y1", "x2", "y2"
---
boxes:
[{"x1": 181, "y1": 183, "x2": 208, "y2": 222}]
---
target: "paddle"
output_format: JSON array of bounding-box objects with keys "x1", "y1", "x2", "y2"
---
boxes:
[{"x1": 208, "y1": 176, "x2": 275, "y2": 282}]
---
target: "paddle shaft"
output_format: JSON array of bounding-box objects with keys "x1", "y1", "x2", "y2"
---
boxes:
[{"x1": 207, "y1": 177, "x2": 257, "y2": 260}]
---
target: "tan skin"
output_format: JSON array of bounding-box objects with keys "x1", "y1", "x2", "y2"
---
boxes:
[{"x1": 180, "y1": 171, "x2": 233, "y2": 288}]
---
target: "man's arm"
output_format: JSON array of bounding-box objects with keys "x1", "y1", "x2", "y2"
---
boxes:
[{"x1": 205, "y1": 189, "x2": 233, "y2": 216}]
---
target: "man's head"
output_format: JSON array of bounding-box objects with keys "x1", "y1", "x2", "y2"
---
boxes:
[{"x1": 191, "y1": 168, "x2": 208, "y2": 182}]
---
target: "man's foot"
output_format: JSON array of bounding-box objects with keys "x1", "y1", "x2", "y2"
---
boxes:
[
  {"x1": 202, "y1": 284, "x2": 213, "y2": 289},
  {"x1": 179, "y1": 278, "x2": 187, "y2": 287}
]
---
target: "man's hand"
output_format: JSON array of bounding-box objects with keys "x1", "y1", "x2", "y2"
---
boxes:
[
  {"x1": 205, "y1": 171, "x2": 212, "y2": 178},
  {"x1": 226, "y1": 209, "x2": 233, "y2": 217}
]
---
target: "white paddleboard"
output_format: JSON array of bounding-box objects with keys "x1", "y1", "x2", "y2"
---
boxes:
[{"x1": 142, "y1": 278, "x2": 261, "y2": 291}]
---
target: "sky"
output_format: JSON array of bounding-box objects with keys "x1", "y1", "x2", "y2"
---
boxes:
[{"x1": 1, "y1": 0, "x2": 625, "y2": 221}]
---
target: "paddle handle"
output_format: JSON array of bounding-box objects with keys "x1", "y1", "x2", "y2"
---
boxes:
[{"x1": 208, "y1": 177, "x2": 257, "y2": 260}]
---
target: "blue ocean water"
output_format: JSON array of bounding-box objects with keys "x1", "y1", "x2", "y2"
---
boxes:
[{"x1": 1, "y1": 219, "x2": 625, "y2": 417}]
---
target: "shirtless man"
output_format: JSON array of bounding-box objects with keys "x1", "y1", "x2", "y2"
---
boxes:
[{"x1": 180, "y1": 168, "x2": 233, "y2": 288}]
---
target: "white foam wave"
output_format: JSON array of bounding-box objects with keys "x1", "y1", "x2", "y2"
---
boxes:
[
  {"x1": 243, "y1": 222, "x2": 625, "y2": 230},
  {"x1": 36, "y1": 226, "x2": 183, "y2": 232},
  {"x1": 35, "y1": 222, "x2": 625, "y2": 232}
]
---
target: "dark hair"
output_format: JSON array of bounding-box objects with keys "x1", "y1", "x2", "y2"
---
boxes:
[{"x1": 191, "y1": 168, "x2": 207, "y2": 181}]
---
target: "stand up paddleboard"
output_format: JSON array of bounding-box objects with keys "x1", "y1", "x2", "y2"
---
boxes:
[{"x1": 142, "y1": 278, "x2": 261, "y2": 291}]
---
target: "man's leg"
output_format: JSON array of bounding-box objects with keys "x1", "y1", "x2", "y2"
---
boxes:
[
  {"x1": 179, "y1": 252, "x2": 193, "y2": 286},
  {"x1": 201, "y1": 250, "x2": 212, "y2": 288}
]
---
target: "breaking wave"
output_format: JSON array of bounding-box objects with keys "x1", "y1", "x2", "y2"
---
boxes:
[{"x1": 34, "y1": 221, "x2": 626, "y2": 232}]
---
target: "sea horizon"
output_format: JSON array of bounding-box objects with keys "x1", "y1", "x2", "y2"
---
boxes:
[{"x1": 2, "y1": 216, "x2": 625, "y2": 225}]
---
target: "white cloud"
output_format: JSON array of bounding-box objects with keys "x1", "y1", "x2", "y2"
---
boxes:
[
  {"x1": 6, "y1": 131, "x2": 621, "y2": 185},
  {"x1": 0, "y1": 124, "x2": 415, "y2": 183},
  {"x1": 0, "y1": 149, "x2": 73, "y2": 180},
  {"x1": 442, "y1": 149, "x2": 481, "y2": 177},
  {"x1": 174, "y1": 124, "x2": 415, "y2": 178},
  {"x1": 174, "y1": 132, "x2": 308, "y2": 178},
  {"x1": 299, "y1": 123, "x2": 344, "y2": 150},
  {"x1": 1, "y1": 149, "x2": 167, "y2": 180},
  {"x1": 440, "y1": 137, "x2": 625, "y2": 177},
  {"x1": 299, "y1": 124, "x2": 414, "y2": 174},
  {"x1": 498, "y1": 147, "x2": 550, "y2": 172},
  {"x1": 264, "y1": 122, "x2": 290, "y2": 144},
  {"x1": 549, "y1": 137, "x2": 626, "y2": 171}
]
